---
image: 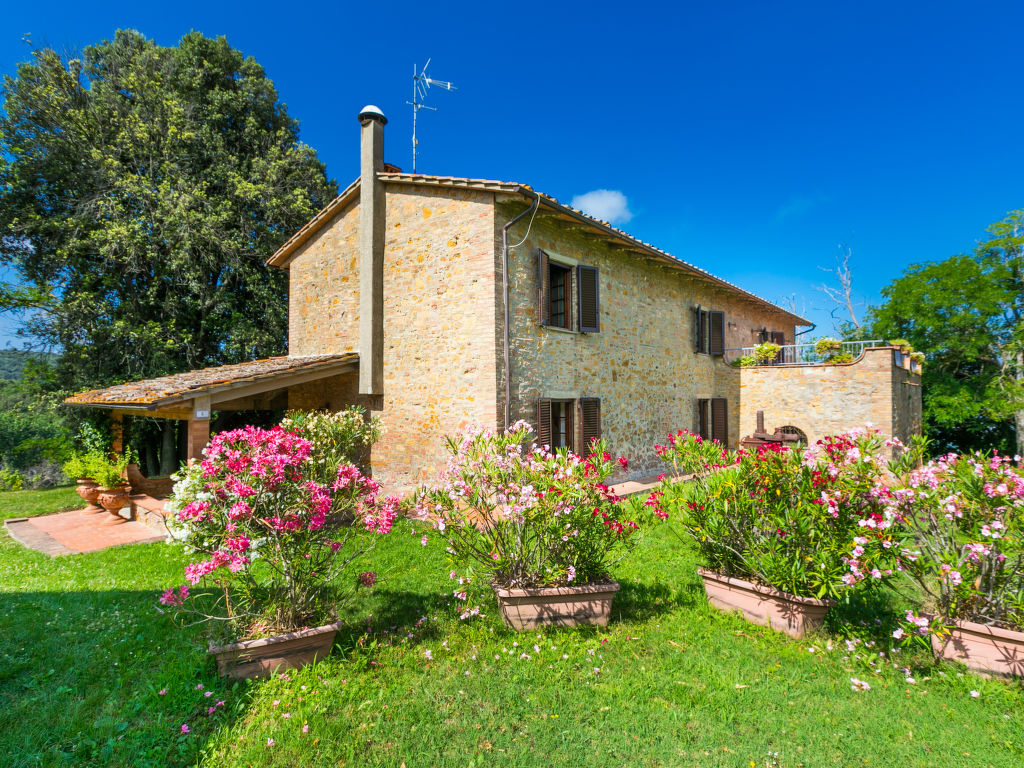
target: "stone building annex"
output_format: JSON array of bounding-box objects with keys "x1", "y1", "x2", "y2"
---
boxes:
[{"x1": 66, "y1": 106, "x2": 922, "y2": 493}]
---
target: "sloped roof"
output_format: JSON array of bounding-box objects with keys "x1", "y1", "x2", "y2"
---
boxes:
[
  {"x1": 65, "y1": 354, "x2": 357, "y2": 409},
  {"x1": 266, "y1": 172, "x2": 810, "y2": 325}
]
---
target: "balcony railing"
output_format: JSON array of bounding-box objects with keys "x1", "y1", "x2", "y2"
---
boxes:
[{"x1": 723, "y1": 339, "x2": 889, "y2": 366}]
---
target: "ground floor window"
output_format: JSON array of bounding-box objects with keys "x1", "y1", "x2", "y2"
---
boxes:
[{"x1": 535, "y1": 397, "x2": 602, "y2": 453}]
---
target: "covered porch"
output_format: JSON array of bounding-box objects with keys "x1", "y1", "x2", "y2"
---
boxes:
[{"x1": 64, "y1": 353, "x2": 359, "y2": 519}]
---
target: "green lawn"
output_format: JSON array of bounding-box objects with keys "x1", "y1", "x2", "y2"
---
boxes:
[{"x1": 2, "y1": 489, "x2": 1022, "y2": 767}]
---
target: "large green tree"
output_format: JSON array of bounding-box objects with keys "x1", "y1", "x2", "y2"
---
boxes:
[
  {"x1": 0, "y1": 29, "x2": 335, "y2": 386},
  {"x1": 0, "y1": 30, "x2": 336, "y2": 470},
  {"x1": 866, "y1": 211, "x2": 1024, "y2": 455}
]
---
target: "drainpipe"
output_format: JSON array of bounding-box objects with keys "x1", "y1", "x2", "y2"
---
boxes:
[
  {"x1": 500, "y1": 190, "x2": 540, "y2": 429},
  {"x1": 794, "y1": 322, "x2": 817, "y2": 339}
]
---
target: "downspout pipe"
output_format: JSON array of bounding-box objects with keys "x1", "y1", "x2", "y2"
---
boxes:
[{"x1": 500, "y1": 190, "x2": 540, "y2": 429}]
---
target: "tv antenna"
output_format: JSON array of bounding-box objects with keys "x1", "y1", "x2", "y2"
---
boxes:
[{"x1": 407, "y1": 59, "x2": 457, "y2": 173}]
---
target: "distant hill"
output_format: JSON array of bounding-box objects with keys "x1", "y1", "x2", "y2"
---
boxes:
[{"x1": 0, "y1": 350, "x2": 58, "y2": 381}]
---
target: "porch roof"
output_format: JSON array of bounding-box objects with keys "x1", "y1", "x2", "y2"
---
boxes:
[{"x1": 64, "y1": 353, "x2": 358, "y2": 411}]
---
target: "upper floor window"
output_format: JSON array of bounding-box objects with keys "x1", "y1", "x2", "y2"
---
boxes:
[
  {"x1": 693, "y1": 307, "x2": 725, "y2": 355},
  {"x1": 538, "y1": 250, "x2": 600, "y2": 333}
]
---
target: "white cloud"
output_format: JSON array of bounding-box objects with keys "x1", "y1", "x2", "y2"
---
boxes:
[{"x1": 570, "y1": 189, "x2": 633, "y2": 225}]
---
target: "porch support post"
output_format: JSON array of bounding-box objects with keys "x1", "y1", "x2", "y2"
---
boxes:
[
  {"x1": 110, "y1": 412, "x2": 124, "y2": 456},
  {"x1": 186, "y1": 396, "x2": 211, "y2": 463}
]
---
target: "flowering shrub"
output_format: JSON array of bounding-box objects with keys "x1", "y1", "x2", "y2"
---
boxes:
[
  {"x1": 280, "y1": 407, "x2": 379, "y2": 474},
  {"x1": 417, "y1": 422, "x2": 641, "y2": 598},
  {"x1": 649, "y1": 428, "x2": 897, "y2": 599},
  {"x1": 886, "y1": 450, "x2": 1024, "y2": 636},
  {"x1": 163, "y1": 424, "x2": 399, "y2": 637}
]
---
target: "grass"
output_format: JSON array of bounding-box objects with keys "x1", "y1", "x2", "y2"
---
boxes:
[{"x1": 2, "y1": 489, "x2": 1023, "y2": 767}]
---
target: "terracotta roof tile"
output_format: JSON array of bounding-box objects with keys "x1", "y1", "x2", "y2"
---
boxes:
[{"x1": 65, "y1": 354, "x2": 356, "y2": 408}]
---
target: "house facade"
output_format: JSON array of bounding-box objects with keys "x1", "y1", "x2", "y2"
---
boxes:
[
  {"x1": 66, "y1": 105, "x2": 921, "y2": 495},
  {"x1": 271, "y1": 106, "x2": 802, "y2": 489}
]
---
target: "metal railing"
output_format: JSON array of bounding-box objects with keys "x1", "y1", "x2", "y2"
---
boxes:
[{"x1": 723, "y1": 339, "x2": 888, "y2": 366}]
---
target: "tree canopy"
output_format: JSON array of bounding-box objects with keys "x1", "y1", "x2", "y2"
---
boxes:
[
  {"x1": 866, "y1": 210, "x2": 1024, "y2": 455},
  {"x1": 0, "y1": 30, "x2": 337, "y2": 392}
]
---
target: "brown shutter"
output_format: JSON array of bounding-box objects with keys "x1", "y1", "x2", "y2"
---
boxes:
[
  {"x1": 695, "y1": 307, "x2": 708, "y2": 353},
  {"x1": 693, "y1": 307, "x2": 701, "y2": 352},
  {"x1": 537, "y1": 250, "x2": 550, "y2": 326},
  {"x1": 696, "y1": 398, "x2": 710, "y2": 440},
  {"x1": 577, "y1": 265, "x2": 600, "y2": 333},
  {"x1": 709, "y1": 311, "x2": 725, "y2": 356},
  {"x1": 535, "y1": 398, "x2": 552, "y2": 447},
  {"x1": 579, "y1": 398, "x2": 601, "y2": 451},
  {"x1": 770, "y1": 331, "x2": 786, "y2": 364},
  {"x1": 711, "y1": 397, "x2": 728, "y2": 445}
]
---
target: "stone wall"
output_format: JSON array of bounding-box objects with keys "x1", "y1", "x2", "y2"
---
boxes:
[
  {"x1": 737, "y1": 346, "x2": 923, "y2": 446},
  {"x1": 498, "y1": 202, "x2": 798, "y2": 479},
  {"x1": 285, "y1": 183, "x2": 500, "y2": 491}
]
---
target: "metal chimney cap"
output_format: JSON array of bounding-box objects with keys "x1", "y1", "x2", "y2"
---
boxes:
[{"x1": 358, "y1": 105, "x2": 387, "y2": 125}]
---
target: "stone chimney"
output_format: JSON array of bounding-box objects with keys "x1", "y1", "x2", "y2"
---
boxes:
[{"x1": 357, "y1": 105, "x2": 386, "y2": 395}]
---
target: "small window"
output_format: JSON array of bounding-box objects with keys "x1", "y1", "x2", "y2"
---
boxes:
[{"x1": 536, "y1": 250, "x2": 600, "y2": 333}]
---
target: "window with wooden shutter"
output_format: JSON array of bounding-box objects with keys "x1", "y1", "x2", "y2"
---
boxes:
[
  {"x1": 709, "y1": 311, "x2": 725, "y2": 356},
  {"x1": 579, "y1": 397, "x2": 601, "y2": 450},
  {"x1": 537, "y1": 250, "x2": 550, "y2": 326},
  {"x1": 711, "y1": 397, "x2": 728, "y2": 445},
  {"x1": 577, "y1": 266, "x2": 600, "y2": 333},
  {"x1": 535, "y1": 398, "x2": 552, "y2": 447},
  {"x1": 696, "y1": 398, "x2": 710, "y2": 440}
]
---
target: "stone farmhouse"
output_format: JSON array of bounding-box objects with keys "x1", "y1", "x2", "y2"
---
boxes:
[{"x1": 67, "y1": 106, "x2": 922, "y2": 494}]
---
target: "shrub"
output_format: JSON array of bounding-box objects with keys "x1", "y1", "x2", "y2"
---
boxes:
[
  {"x1": 648, "y1": 428, "x2": 897, "y2": 599},
  {"x1": 828, "y1": 352, "x2": 855, "y2": 364},
  {"x1": 164, "y1": 425, "x2": 399, "y2": 638},
  {"x1": 0, "y1": 468, "x2": 23, "y2": 491},
  {"x1": 752, "y1": 342, "x2": 781, "y2": 365},
  {"x1": 279, "y1": 407, "x2": 379, "y2": 472},
  {"x1": 90, "y1": 452, "x2": 132, "y2": 489},
  {"x1": 736, "y1": 355, "x2": 757, "y2": 367},
  {"x1": 417, "y1": 422, "x2": 642, "y2": 601},
  {"x1": 883, "y1": 451, "x2": 1024, "y2": 637},
  {"x1": 886, "y1": 338, "x2": 912, "y2": 351},
  {"x1": 814, "y1": 337, "x2": 842, "y2": 357}
]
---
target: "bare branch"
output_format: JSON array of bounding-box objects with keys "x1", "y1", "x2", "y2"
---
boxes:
[{"x1": 816, "y1": 245, "x2": 864, "y2": 335}]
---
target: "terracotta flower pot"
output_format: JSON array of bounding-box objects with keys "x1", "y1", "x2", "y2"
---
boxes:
[
  {"x1": 75, "y1": 478, "x2": 104, "y2": 514},
  {"x1": 931, "y1": 618, "x2": 1024, "y2": 678},
  {"x1": 97, "y1": 486, "x2": 131, "y2": 515},
  {"x1": 493, "y1": 582, "x2": 620, "y2": 631},
  {"x1": 209, "y1": 621, "x2": 342, "y2": 680},
  {"x1": 698, "y1": 568, "x2": 835, "y2": 639}
]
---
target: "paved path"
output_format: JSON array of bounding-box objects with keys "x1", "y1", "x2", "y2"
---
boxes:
[{"x1": 4, "y1": 508, "x2": 166, "y2": 556}]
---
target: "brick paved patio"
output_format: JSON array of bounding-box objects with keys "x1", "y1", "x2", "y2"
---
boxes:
[{"x1": 4, "y1": 508, "x2": 166, "y2": 556}]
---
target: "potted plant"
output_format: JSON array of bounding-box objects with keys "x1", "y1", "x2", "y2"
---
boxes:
[
  {"x1": 647, "y1": 429, "x2": 894, "y2": 638},
  {"x1": 62, "y1": 451, "x2": 107, "y2": 514},
  {"x1": 417, "y1": 422, "x2": 642, "y2": 631},
  {"x1": 887, "y1": 450, "x2": 1024, "y2": 676},
  {"x1": 92, "y1": 452, "x2": 133, "y2": 515},
  {"x1": 813, "y1": 337, "x2": 842, "y2": 358},
  {"x1": 161, "y1": 419, "x2": 397, "y2": 679}
]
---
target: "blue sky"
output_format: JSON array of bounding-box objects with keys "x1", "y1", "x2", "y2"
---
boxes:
[{"x1": 2, "y1": 0, "x2": 1022, "y2": 344}]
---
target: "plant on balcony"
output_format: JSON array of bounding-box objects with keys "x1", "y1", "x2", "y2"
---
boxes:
[
  {"x1": 828, "y1": 352, "x2": 855, "y2": 364},
  {"x1": 886, "y1": 338, "x2": 913, "y2": 351},
  {"x1": 882, "y1": 450, "x2": 1024, "y2": 675},
  {"x1": 417, "y1": 422, "x2": 641, "y2": 630},
  {"x1": 646, "y1": 429, "x2": 896, "y2": 636},
  {"x1": 814, "y1": 337, "x2": 842, "y2": 357},
  {"x1": 736, "y1": 342, "x2": 782, "y2": 367},
  {"x1": 161, "y1": 424, "x2": 399, "y2": 676}
]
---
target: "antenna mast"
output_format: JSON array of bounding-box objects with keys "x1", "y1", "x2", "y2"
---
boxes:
[{"x1": 408, "y1": 59, "x2": 457, "y2": 173}]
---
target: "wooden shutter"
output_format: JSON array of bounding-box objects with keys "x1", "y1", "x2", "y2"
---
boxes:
[
  {"x1": 536, "y1": 399, "x2": 552, "y2": 448},
  {"x1": 709, "y1": 311, "x2": 725, "y2": 356},
  {"x1": 579, "y1": 398, "x2": 601, "y2": 450},
  {"x1": 711, "y1": 397, "x2": 728, "y2": 445},
  {"x1": 693, "y1": 307, "x2": 702, "y2": 352},
  {"x1": 577, "y1": 266, "x2": 600, "y2": 333},
  {"x1": 695, "y1": 308, "x2": 708, "y2": 353},
  {"x1": 696, "y1": 398, "x2": 710, "y2": 440},
  {"x1": 770, "y1": 331, "x2": 785, "y2": 364},
  {"x1": 537, "y1": 250, "x2": 550, "y2": 326},
  {"x1": 535, "y1": 398, "x2": 552, "y2": 447}
]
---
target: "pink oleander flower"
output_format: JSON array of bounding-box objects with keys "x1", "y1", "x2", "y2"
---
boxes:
[
  {"x1": 181, "y1": 724, "x2": 190, "y2": 734},
  {"x1": 359, "y1": 571, "x2": 377, "y2": 587}
]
